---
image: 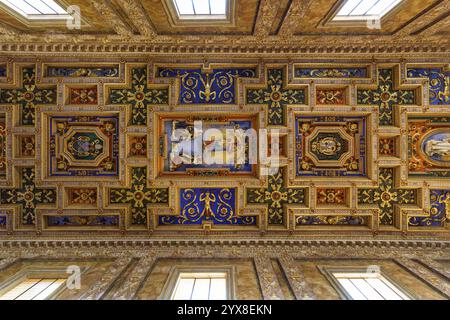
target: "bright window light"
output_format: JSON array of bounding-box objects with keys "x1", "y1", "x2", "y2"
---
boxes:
[
  {"x1": 0, "y1": 0, "x2": 70, "y2": 20},
  {"x1": 332, "y1": 272, "x2": 411, "y2": 300},
  {"x1": 0, "y1": 278, "x2": 66, "y2": 300},
  {"x1": 333, "y1": 0, "x2": 402, "y2": 21},
  {"x1": 173, "y1": 0, "x2": 228, "y2": 19},
  {"x1": 171, "y1": 272, "x2": 228, "y2": 300}
]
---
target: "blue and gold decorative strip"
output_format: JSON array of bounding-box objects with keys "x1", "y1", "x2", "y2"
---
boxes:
[
  {"x1": 294, "y1": 66, "x2": 369, "y2": 79},
  {"x1": 159, "y1": 188, "x2": 257, "y2": 226},
  {"x1": 157, "y1": 67, "x2": 257, "y2": 104},
  {"x1": 45, "y1": 65, "x2": 120, "y2": 78},
  {"x1": 407, "y1": 67, "x2": 450, "y2": 105},
  {"x1": 409, "y1": 190, "x2": 449, "y2": 227},
  {"x1": 46, "y1": 215, "x2": 119, "y2": 227},
  {"x1": 296, "y1": 215, "x2": 368, "y2": 226}
]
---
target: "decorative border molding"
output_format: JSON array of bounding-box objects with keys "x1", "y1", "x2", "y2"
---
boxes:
[
  {"x1": 0, "y1": 238, "x2": 449, "y2": 249},
  {"x1": 0, "y1": 43, "x2": 449, "y2": 56}
]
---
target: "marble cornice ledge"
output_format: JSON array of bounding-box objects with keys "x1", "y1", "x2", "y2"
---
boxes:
[
  {"x1": 0, "y1": 239, "x2": 448, "y2": 250},
  {"x1": 0, "y1": 41, "x2": 449, "y2": 56}
]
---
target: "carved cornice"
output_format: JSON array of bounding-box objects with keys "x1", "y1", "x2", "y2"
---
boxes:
[
  {"x1": 0, "y1": 239, "x2": 448, "y2": 250},
  {"x1": 0, "y1": 41, "x2": 449, "y2": 56}
]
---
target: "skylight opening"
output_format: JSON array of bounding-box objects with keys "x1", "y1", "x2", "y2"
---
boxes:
[
  {"x1": 333, "y1": 0, "x2": 402, "y2": 21},
  {"x1": 171, "y1": 272, "x2": 228, "y2": 300},
  {"x1": 0, "y1": 0, "x2": 70, "y2": 20},
  {"x1": 332, "y1": 272, "x2": 411, "y2": 300},
  {"x1": 173, "y1": 0, "x2": 228, "y2": 20},
  {"x1": 0, "y1": 278, "x2": 66, "y2": 300}
]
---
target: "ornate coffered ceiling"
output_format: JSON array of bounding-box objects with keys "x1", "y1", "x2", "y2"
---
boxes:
[
  {"x1": 0, "y1": 1, "x2": 449, "y2": 242},
  {"x1": 0, "y1": 58, "x2": 449, "y2": 241}
]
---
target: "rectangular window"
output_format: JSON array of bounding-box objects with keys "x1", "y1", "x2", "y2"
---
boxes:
[
  {"x1": 331, "y1": 272, "x2": 411, "y2": 300},
  {"x1": 0, "y1": 278, "x2": 66, "y2": 300},
  {"x1": 333, "y1": 0, "x2": 402, "y2": 21},
  {"x1": 171, "y1": 272, "x2": 228, "y2": 300},
  {"x1": 0, "y1": 0, "x2": 70, "y2": 20},
  {"x1": 173, "y1": 0, "x2": 228, "y2": 20}
]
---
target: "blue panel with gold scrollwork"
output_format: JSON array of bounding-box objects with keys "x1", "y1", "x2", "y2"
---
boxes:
[
  {"x1": 296, "y1": 216, "x2": 367, "y2": 226},
  {"x1": 407, "y1": 68, "x2": 450, "y2": 105},
  {"x1": 409, "y1": 190, "x2": 449, "y2": 227},
  {"x1": 157, "y1": 67, "x2": 257, "y2": 104},
  {"x1": 0, "y1": 65, "x2": 6, "y2": 77},
  {"x1": 159, "y1": 188, "x2": 257, "y2": 226},
  {"x1": 46, "y1": 65, "x2": 119, "y2": 78},
  {"x1": 295, "y1": 67, "x2": 368, "y2": 78},
  {"x1": 47, "y1": 215, "x2": 119, "y2": 227}
]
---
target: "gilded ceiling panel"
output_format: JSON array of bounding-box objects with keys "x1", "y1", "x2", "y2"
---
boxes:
[{"x1": 0, "y1": 58, "x2": 448, "y2": 240}]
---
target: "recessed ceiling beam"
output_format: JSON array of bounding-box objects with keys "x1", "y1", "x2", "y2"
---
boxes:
[
  {"x1": 277, "y1": 0, "x2": 313, "y2": 37},
  {"x1": 89, "y1": 0, "x2": 134, "y2": 37},
  {"x1": 253, "y1": 0, "x2": 281, "y2": 37},
  {"x1": 394, "y1": 0, "x2": 450, "y2": 37},
  {"x1": 116, "y1": 0, "x2": 156, "y2": 38},
  {"x1": 417, "y1": 14, "x2": 450, "y2": 37}
]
